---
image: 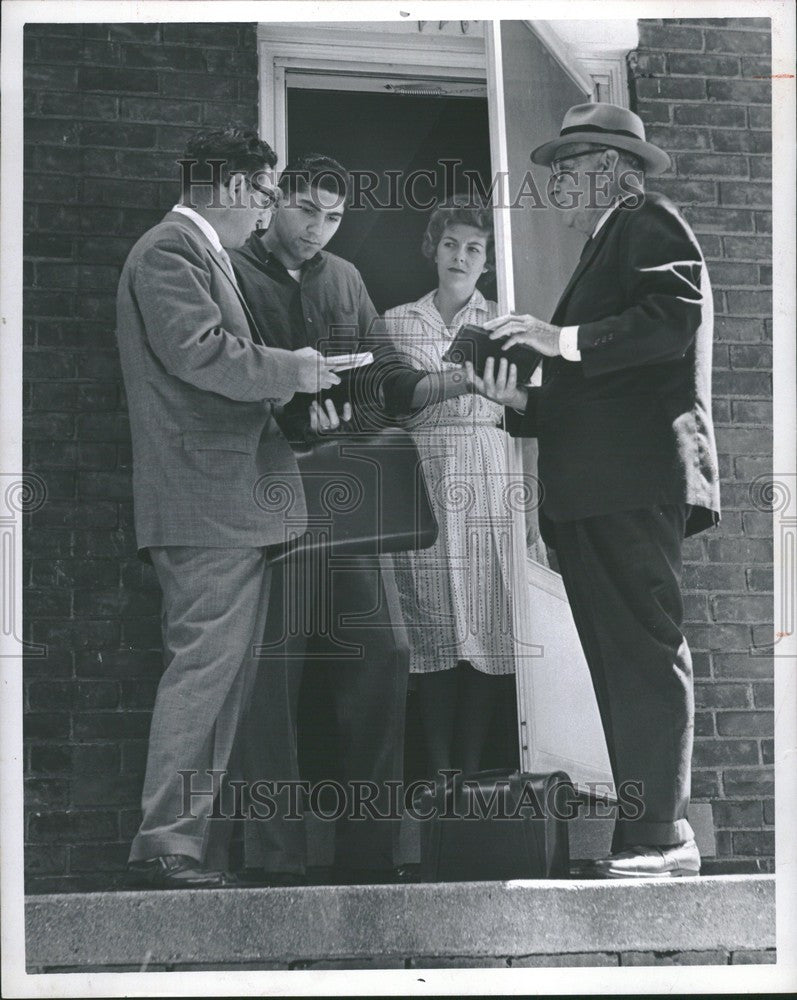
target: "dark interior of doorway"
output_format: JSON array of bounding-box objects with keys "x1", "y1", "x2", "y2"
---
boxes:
[
  {"x1": 286, "y1": 87, "x2": 497, "y2": 314},
  {"x1": 290, "y1": 87, "x2": 518, "y2": 791}
]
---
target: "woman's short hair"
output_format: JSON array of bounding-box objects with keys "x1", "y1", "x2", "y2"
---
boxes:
[{"x1": 421, "y1": 198, "x2": 495, "y2": 272}]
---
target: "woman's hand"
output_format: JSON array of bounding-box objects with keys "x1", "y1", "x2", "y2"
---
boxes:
[
  {"x1": 465, "y1": 357, "x2": 529, "y2": 411},
  {"x1": 309, "y1": 398, "x2": 353, "y2": 433}
]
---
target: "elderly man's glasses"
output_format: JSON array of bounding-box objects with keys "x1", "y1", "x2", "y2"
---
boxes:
[{"x1": 550, "y1": 148, "x2": 608, "y2": 177}]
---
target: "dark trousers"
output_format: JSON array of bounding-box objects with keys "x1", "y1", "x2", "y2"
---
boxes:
[
  {"x1": 241, "y1": 550, "x2": 410, "y2": 873},
  {"x1": 552, "y1": 504, "x2": 695, "y2": 850}
]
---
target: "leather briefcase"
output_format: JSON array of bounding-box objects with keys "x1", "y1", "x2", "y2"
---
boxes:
[
  {"x1": 264, "y1": 426, "x2": 439, "y2": 562},
  {"x1": 417, "y1": 769, "x2": 574, "y2": 882}
]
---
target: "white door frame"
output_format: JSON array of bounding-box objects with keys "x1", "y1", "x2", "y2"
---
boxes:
[
  {"x1": 257, "y1": 24, "x2": 487, "y2": 167},
  {"x1": 257, "y1": 20, "x2": 628, "y2": 164}
]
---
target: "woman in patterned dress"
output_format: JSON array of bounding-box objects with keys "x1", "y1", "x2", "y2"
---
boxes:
[{"x1": 384, "y1": 200, "x2": 519, "y2": 777}]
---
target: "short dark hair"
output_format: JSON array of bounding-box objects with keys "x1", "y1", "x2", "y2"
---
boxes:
[
  {"x1": 421, "y1": 197, "x2": 495, "y2": 272},
  {"x1": 278, "y1": 153, "x2": 349, "y2": 203},
  {"x1": 181, "y1": 126, "x2": 277, "y2": 187}
]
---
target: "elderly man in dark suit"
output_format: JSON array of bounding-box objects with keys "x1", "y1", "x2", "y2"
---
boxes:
[
  {"x1": 469, "y1": 103, "x2": 720, "y2": 878},
  {"x1": 116, "y1": 127, "x2": 341, "y2": 888}
]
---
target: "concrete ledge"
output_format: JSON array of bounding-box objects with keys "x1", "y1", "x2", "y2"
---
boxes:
[{"x1": 26, "y1": 875, "x2": 774, "y2": 970}]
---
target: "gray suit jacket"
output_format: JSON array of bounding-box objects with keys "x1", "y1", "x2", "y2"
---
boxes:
[{"x1": 116, "y1": 212, "x2": 308, "y2": 553}]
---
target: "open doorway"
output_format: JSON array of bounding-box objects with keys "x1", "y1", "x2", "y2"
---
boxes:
[
  {"x1": 286, "y1": 81, "x2": 495, "y2": 313},
  {"x1": 285, "y1": 76, "x2": 519, "y2": 786}
]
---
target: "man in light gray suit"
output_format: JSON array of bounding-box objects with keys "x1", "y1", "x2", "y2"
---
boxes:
[{"x1": 116, "y1": 127, "x2": 341, "y2": 888}]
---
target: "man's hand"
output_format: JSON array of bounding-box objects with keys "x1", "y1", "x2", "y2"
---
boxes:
[
  {"x1": 293, "y1": 346, "x2": 342, "y2": 394},
  {"x1": 309, "y1": 399, "x2": 353, "y2": 434},
  {"x1": 484, "y1": 313, "x2": 561, "y2": 356},
  {"x1": 465, "y1": 357, "x2": 529, "y2": 411}
]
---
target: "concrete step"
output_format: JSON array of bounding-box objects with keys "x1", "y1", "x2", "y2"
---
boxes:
[{"x1": 26, "y1": 874, "x2": 773, "y2": 971}]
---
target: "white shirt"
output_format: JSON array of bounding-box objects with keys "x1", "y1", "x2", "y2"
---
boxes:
[
  {"x1": 172, "y1": 204, "x2": 223, "y2": 253},
  {"x1": 172, "y1": 203, "x2": 241, "y2": 287},
  {"x1": 558, "y1": 199, "x2": 624, "y2": 362}
]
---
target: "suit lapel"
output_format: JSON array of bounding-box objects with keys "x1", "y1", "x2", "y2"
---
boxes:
[
  {"x1": 164, "y1": 212, "x2": 265, "y2": 345},
  {"x1": 206, "y1": 249, "x2": 265, "y2": 346},
  {"x1": 551, "y1": 210, "x2": 621, "y2": 324}
]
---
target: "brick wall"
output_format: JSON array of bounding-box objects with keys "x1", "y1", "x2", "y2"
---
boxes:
[
  {"x1": 23, "y1": 22, "x2": 260, "y2": 891},
  {"x1": 22, "y1": 19, "x2": 774, "y2": 888},
  {"x1": 630, "y1": 18, "x2": 773, "y2": 874}
]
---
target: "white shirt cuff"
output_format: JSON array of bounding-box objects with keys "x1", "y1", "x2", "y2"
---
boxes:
[{"x1": 559, "y1": 325, "x2": 582, "y2": 362}]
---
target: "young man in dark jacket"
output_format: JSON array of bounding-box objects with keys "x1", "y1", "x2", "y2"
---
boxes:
[{"x1": 231, "y1": 155, "x2": 422, "y2": 885}]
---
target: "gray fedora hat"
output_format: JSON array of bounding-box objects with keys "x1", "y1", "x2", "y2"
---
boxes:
[{"x1": 531, "y1": 102, "x2": 670, "y2": 176}]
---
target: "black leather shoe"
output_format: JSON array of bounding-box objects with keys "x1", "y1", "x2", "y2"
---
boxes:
[{"x1": 127, "y1": 854, "x2": 239, "y2": 889}]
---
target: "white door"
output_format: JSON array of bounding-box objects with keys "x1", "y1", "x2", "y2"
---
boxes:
[{"x1": 486, "y1": 20, "x2": 614, "y2": 795}]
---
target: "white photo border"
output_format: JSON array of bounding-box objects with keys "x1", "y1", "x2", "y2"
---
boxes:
[{"x1": 1, "y1": 1, "x2": 795, "y2": 996}]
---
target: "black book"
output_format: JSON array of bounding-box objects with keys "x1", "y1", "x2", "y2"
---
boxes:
[{"x1": 442, "y1": 323, "x2": 542, "y2": 384}]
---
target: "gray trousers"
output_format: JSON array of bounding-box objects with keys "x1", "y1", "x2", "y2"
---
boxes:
[{"x1": 128, "y1": 546, "x2": 273, "y2": 865}]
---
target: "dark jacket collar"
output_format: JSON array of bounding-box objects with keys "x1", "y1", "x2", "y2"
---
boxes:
[{"x1": 236, "y1": 231, "x2": 324, "y2": 275}]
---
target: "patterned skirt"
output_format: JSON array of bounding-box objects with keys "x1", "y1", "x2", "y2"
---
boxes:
[{"x1": 391, "y1": 421, "x2": 523, "y2": 675}]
